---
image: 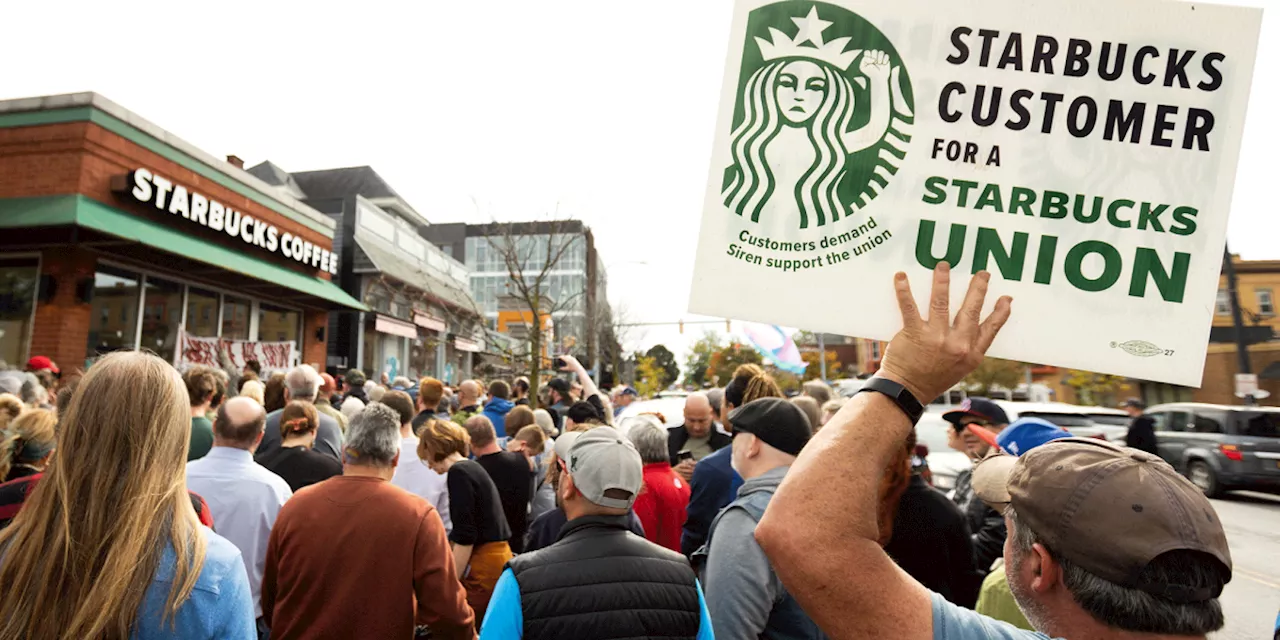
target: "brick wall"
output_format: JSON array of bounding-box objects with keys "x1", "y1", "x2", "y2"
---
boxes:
[
  {"x1": 28, "y1": 248, "x2": 96, "y2": 372},
  {"x1": 1196, "y1": 345, "x2": 1280, "y2": 406}
]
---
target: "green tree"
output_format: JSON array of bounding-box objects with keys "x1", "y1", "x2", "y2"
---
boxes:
[
  {"x1": 645, "y1": 344, "x2": 680, "y2": 389},
  {"x1": 1065, "y1": 370, "x2": 1131, "y2": 406},
  {"x1": 707, "y1": 342, "x2": 763, "y2": 387},
  {"x1": 634, "y1": 355, "x2": 665, "y2": 398},
  {"x1": 684, "y1": 331, "x2": 725, "y2": 387},
  {"x1": 963, "y1": 358, "x2": 1025, "y2": 396}
]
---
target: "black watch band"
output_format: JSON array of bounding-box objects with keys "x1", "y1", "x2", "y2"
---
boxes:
[{"x1": 858, "y1": 376, "x2": 925, "y2": 424}]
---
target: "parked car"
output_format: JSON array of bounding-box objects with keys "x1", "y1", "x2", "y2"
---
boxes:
[
  {"x1": 915, "y1": 412, "x2": 971, "y2": 492},
  {"x1": 994, "y1": 401, "x2": 1128, "y2": 442},
  {"x1": 1144, "y1": 402, "x2": 1280, "y2": 497},
  {"x1": 616, "y1": 397, "x2": 690, "y2": 426}
]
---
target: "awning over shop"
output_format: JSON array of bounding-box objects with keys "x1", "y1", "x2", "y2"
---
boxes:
[
  {"x1": 374, "y1": 314, "x2": 418, "y2": 339},
  {"x1": 353, "y1": 234, "x2": 477, "y2": 313},
  {"x1": 0, "y1": 194, "x2": 367, "y2": 311},
  {"x1": 454, "y1": 337, "x2": 482, "y2": 353}
]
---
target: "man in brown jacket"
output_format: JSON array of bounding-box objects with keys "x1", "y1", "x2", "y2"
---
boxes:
[{"x1": 262, "y1": 402, "x2": 475, "y2": 639}]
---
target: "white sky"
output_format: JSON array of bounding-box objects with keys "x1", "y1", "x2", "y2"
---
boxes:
[{"x1": 2, "y1": 0, "x2": 1274, "y2": 366}]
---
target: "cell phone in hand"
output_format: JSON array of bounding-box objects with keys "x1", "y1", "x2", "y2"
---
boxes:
[
  {"x1": 554, "y1": 357, "x2": 566, "y2": 369},
  {"x1": 677, "y1": 450, "x2": 694, "y2": 463}
]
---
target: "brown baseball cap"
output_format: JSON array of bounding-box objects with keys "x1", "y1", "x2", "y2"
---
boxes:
[{"x1": 973, "y1": 438, "x2": 1231, "y2": 603}]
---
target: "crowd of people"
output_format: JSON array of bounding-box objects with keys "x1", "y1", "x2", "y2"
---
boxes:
[{"x1": 0, "y1": 265, "x2": 1244, "y2": 639}]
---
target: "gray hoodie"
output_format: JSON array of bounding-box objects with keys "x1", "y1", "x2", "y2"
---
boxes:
[{"x1": 700, "y1": 465, "x2": 826, "y2": 640}]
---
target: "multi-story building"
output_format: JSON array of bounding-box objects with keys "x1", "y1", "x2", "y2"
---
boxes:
[
  {"x1": 424, "y1": 221, "x2": 619, "y2": 382},
  {"x1": 248, "y1": 163, "x2": 486, "y2": 383}
]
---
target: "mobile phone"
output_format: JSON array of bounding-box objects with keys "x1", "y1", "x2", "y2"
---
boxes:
[
  {"x1": 554, "y1": 357, "x2": 566, "y2": 369},
  {"x1": 677, "y1": 450, "x2": 694, "y2": 463}
]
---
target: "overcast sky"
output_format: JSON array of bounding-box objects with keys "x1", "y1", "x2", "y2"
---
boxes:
[{"x1": 3, "y1": 0, "x2": 1274, "y2": 366}]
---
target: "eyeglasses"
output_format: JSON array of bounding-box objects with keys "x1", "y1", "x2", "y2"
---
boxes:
[{"x1": 958, "y1": 420, "x2": 991, "y2": 429}]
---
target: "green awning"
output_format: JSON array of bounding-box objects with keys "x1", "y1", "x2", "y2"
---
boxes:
[{"x1": 0, "y1": 194, "x2": 367, "y2": 311}]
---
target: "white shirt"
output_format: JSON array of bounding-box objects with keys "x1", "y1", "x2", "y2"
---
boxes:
[
  {"x1": 390, "y1": 435, "x2": 452, "y2": 533},
  {"x1": 186, "y1": 446, "x2": 292, "y2": 618}
]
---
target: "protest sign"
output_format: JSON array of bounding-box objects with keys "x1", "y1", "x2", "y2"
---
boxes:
[
  {"x1": 689, "y1": 0, "x2": 1262, "y2": 386},
  {"x1": 178, "y1": 331, "x2": 297, "y2": 374}
]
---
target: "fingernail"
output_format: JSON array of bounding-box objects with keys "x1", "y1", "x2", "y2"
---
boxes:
[
  {"x1": 895, "y1": 272, "x2": 906, "y2": 282},
  {"x1": 938, "y1": 262, "x2": 950, "y2": 273}
]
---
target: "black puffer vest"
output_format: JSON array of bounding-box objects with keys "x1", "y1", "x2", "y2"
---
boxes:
[{"x1": 506, "y1": 514, "x2": 701, "y2": 640}]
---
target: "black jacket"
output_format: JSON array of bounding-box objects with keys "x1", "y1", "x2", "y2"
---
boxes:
[
  {"x1": 1126, "y1": 415, "x2": 1159, "y2": 455},
  {"x1": 952, "y1": 468, "x2": 1007, "y2": 575},
  {"x1": 666, "y1": 425, "x2": 732, "y2": 466},
  {"x1": 507, "y1": 515, "x2": 701, "y2": 640},
  {"x1": 886, "y1": 475, "x2": 981, "y2": 607}
]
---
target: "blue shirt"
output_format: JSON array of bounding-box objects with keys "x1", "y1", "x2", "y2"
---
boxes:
[
  {"x1": 931, "y1": 592, "x2": 1054, "y2": 639},
  {"x1": 681, "y1": 446, "x2": 743, "y2": 557},
  {"x1": 134, "y1": 529, "x2": 256, "y2": 639},
  {"x1": 479, "y1": 568, "x2": 715, "y2": 639}
]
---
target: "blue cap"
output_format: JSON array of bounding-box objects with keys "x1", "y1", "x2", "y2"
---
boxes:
[
  {"x1": 996, "y1": 417, "x2": 1071, "y2": 457},
  {"x1": 620, "y1": 386, "x2": 639, "y2": 397}
]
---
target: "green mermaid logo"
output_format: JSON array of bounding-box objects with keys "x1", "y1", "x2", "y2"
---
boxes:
[{"x1": 722, "y1": 2, "x2": 914, "y2": 231}]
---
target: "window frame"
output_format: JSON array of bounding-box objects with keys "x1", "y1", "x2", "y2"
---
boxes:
[{"x1": 1257, "y1": 288, "x2": 1275, "y2": 316}]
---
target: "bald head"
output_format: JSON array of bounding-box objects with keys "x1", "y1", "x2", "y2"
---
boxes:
[
  {"x1": 459, "y1": 380, "x2": 480, "y2": 405},
  {"x1": 214, "y1": 396, "x2": 267, "y2": 450},
  {"x1": 683, "y1": 393, "x2": 714, "y2": 439}
]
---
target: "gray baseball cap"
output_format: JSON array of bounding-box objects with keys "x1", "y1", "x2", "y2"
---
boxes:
[{"x1": 564, "y1": 426, "x2": 643, "y2": 510}]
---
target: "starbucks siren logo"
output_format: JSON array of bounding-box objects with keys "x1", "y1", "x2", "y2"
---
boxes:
[{"x1": 722, "y1": 3, "x2": 914, "y2": 231}]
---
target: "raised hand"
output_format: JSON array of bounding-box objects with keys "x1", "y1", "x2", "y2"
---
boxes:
[
  {"x1": 878, "y1": 264, "x2": 1012, "y2": 404},
  {"x1": 860, "y1": 50, "x2": 891, "y2": 81}
]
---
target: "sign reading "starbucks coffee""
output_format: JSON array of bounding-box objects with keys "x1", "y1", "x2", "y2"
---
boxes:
[
  {"x1": 114, "y1": 168, "x2": 339, "y2": 275},
  {"x1": 689, "y1": 0, "x2": 1262, "y2": 386}
]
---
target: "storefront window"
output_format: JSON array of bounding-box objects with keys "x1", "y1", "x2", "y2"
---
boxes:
[
  {"x1": 139, "y1": 276, "x2": 184, "y2": 363},
  {"x1": 0, "y1": 258, "x2": 38, "y2": 368},
  {"x1": 258, "y1": 303, "x2": 300, "y2": 346},
  {"x1": 221, "y1": 296, "x2": 251, "y2": 340},
  {"x1": 87, "y1": 266, "x2": 140, "y2": 358},
  {"x1": 185, "y1": 287, "x2": 220, "y2": 338}
]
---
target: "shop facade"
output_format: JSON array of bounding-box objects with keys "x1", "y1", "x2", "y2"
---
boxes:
[
  {"x1": 0, "y1": 93, "x2": 364, "y2": 372},
  {"x1": 247, "y1": 162, "x2": 485, "y2": 383}
]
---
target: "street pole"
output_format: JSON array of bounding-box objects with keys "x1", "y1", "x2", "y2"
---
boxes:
[
  {"x1": 1223, "y1": 245, "x2": 1256, "y2": 406},
  {"x1": 818, "y1": 333, "x2": 827, "y2": 381}
]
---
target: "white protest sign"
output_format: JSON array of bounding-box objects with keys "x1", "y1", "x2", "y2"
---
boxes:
[
  {"x1": 689, "y1": 0, "x2": 1262, "y2": 386},
  {"x1": 178, "y1": 331, "x2": 297, "y2": 374}
]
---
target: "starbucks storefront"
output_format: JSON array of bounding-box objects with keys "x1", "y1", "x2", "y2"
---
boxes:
[{"x1": 0, "y1": 93, "x2": 365, "y2": 371}]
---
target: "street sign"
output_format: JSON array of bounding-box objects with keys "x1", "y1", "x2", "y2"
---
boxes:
[{"x1": 1234, "y1": 373, "x2": 1258, "y2": 398}]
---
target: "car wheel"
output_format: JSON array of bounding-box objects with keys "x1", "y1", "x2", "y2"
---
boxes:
[{"x1": 1187, "y1": 461, "x2": 1222, "y2": 498}]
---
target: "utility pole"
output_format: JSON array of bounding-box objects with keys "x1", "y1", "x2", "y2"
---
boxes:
[
  {"x1": 818, "y1": 333, "x2": 827, "y2": 381},
  {"x1": 1223, "y1": 245, "x2": 1255, "y2": 406}
]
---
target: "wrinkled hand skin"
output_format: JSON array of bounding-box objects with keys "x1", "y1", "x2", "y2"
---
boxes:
[{"x1": 878, "y1": 264, "x2": 1012, "y2": 404}]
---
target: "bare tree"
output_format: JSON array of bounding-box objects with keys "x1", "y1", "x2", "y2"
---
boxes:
[{"x1": 481, "y1": 218, "x2": 586, "y2": 396}]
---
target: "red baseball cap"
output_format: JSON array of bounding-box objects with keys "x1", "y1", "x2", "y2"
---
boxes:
[{"x1": 26, "y1": 356, "x2": 58, "y2": 374}]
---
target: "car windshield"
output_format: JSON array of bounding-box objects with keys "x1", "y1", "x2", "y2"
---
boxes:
[
  {"x1": 916, "y1": 417, "x2": 954, "y2": 452},
  {"x1": 1085, "y1": 414, "x2": 1130, "y2": 426},
  {"x1": 1017, "y1": 412, "x2": 1094, "y2": 427},
  {"x1": 1239, "y1": 412, "x2": 1280, "y2": 438}
]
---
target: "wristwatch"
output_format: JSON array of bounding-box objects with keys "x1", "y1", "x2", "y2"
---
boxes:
[{"x1": 857, "y1": 376, "x2": 925, "y2": 425}]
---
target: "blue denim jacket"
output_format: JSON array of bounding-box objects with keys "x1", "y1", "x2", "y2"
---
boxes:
[{"x1": 133, "y1": 528, "x2": 256, "y2": 639}]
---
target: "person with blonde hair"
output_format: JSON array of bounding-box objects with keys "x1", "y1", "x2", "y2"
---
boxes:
[
  {"x1": 255, "y1": 400, "x2": 342, "y2": 492},
  {"x1": 240, "y1": 379, "x2": 266, "y2": 406},
  {"x1": 0, "y1": 393, "x2": 25, "y2": 432},
  {"x1": 0, "y1": 351, "x2": 255, "y2": 638},
  {"x1": 0, "y1": 408, "x2": 56, "y2": 483},
  {"x1": 420, "y1": 417, "x2": 511, "y2": 625}
]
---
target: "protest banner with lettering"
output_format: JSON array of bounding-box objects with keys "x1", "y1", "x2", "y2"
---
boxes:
[
  {"x1": 689, "y1": 0, "x2": 1261, "y2": 386},
  {"x1": 178, "y1": 331, "x2": 297, "y2": 374}
]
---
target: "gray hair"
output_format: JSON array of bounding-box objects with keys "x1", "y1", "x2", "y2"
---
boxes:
[
  {"x1": 533, "y1": 409, "x2": 557, "y2": 438},
  {"x1": 392, "y1": 376, "x2": 412, "y2": 389},
  {"x1": 344, "y1": 401, "x2": 401, "y2": 466},
  {"x1": 802, "y1": 380, "x2": 833, "y2": 406},
  {"x1": 286, "y1": 364, "x2": 321, "y2": 402},
  {"x1": 1006, "y1": 507, "x2": 1225, "y2": 635},
  {"x1": 706, "y1": 388, "x2": 724, "y2": 415},
  {"x1": 623, "y1": 415, "x2": 669, "y2": 464}
]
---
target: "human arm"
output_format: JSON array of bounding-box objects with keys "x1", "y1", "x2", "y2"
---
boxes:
[
  {"x1": 558, "y1": 355, "x2": 602, "y2": 408},
  {"x1": 754, "y1": 265, "x2": 1011, "y2": 639},
  {"x1": 479, "y1": 569, "x2": 523, "y2": 640},
  {"x1": 841, "y1": 50, "x2": 893, "y2": 153},
  {"x1": 681, "y1": 457, "x2": 730, "y2": 557},
  {"x1": 453, "y1": 544, "x2": 475, "y2": 579},
  {"x1": 414, "y1": 508, "x2": 476, "y2": 638},
  {"x1": 213, "y1": 548, "x2": 259, "y2": 639},
  {"x1": 702, "y1": 510, "x2": 776, "y2": 638}
]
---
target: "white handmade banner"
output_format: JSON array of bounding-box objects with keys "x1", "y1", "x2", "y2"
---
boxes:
[
  {"x1": 178, "y1": 331, "x2": 297, "y2": 374},
  {"x1": 689, "y1": 0, "x2": 1262, "y2": 386}
]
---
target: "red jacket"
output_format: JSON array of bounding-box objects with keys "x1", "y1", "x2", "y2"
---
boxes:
[{"x1": 633, "y1": 463, "x2": 692, "y2": 553}]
